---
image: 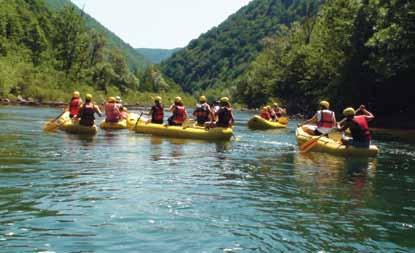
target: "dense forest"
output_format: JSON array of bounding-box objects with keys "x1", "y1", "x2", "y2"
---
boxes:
[
  {"x1": 44, "y1": 0, "x2": 149, "y2": 71},
  {"x1": 235, "y1": 0, "x2": 414, "y2": 124},
  {"x1": 136, "y1": 48, "x2": 181, "y2": 64},
  {"x1": 161, "y1": 0, "x2": 414, "y2": 126},
  {"x1": 0, "y1": 0, "x2": 190, "y2": 105},
  {"x1": 161, "y1": 0, "x2": 321, "y2": 97}
]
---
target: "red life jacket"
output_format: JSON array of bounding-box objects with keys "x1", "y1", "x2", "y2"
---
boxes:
[
  {"x1": 69, "y1": 98, "x2": 81, "y2": 117},
  {"x1": 173, "y1": 105, "x2": 186, "y2": 123},
  {"x1": 152, "y1": 104, "x2": 164, "y2": 122},
  {"x1": 317, "y1": 110, "x2": 335, "y2": 128},
  {"x1": 194, "y1": 104, "x2": 210, "y2": 124},
  {"x1": 260, "y1": 111, "x2": 271, "y2": 120},
  {"x1": 351, "y1": 115, "x2": 372, "y2": 141}
]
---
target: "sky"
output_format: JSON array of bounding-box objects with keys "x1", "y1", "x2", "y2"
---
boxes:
[{"x1": 71, "y1": 0, "x2": 253, "y2": 49}]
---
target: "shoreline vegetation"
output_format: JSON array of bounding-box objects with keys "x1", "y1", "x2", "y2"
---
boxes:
[{"x1": 3, "y1": 96, "x2": 415, "y2": 132}]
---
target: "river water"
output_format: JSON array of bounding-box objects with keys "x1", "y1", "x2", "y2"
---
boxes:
[{"x1": 0, "y1": 106, "x2": 414, "y2": 253}]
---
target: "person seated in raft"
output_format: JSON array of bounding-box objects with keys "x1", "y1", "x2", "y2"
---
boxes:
[
  {"x1": 300, "y1": 100, "x2": 337, "y2": 136},
  {"x1": 212, "y1": 100, "x2": 220, "y2": 114},
  {"x1": 119, "y1": 106, "x2": 128, "y2": 120},
  {"x1": 149, "y1": 96, "x2": 164, "y2": 124},
  {"x1": 214, "y1": 97, "x2": 234, "y2": 128},
  {"x1": 66, "y1": 91, "x2": 83, "y2": 119},
  {"x1": 260, "y1": 106, "x2": 272, "y2": 120},
  {"x1": 167, "y1": 96, "x2": 188, "y2": 126},
  {"x1": 270, "y1": 103, "x2": 286, "y2": 121},
  {"x1": 339, "y1": 105, "x2": 374, "y2": 148},
  {"x1": 115, "y1": 96, "x2": 123, "y2": 108},
  {"x1": 193, "y1": 95, "x2": 214, "y2": 126},
  {"x1": 104, "y1": 96, "x2": 121, "y2": 123},
  {"x1": 77, "y1": 94, "x2": 102, "y2": 127}
]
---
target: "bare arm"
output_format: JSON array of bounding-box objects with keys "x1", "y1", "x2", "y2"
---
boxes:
[
  {"x1": 357, "y1": 105, "x2": 375, "y2": 122},
  {"x1": 301, "y1": 113, "x2": 317, "y2": 126}
]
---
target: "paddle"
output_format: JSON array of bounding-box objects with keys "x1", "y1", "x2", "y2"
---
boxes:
[
  {"x1": 134, "y1": 112, "x2": 144, "y2": 129},
  {"x1": 43, "y1": 111, "x2": 67, "y2": 132},
  {"x1": 300, "y1": 128, "x2": 337, "y2": 153}
]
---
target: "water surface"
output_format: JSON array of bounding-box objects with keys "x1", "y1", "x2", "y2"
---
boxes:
[{"x1": 0, "y1": 106, "x2": 414, "y2": 252}]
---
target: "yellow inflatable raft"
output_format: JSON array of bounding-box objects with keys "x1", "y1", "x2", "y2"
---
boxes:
[
  {"x1": 99, "y1": 119, "x2": 127, "y2": 130},
  {"x1": 133, "y1": 122, "x2": 233, "y2": 141},
  {"x1": 56, "y1": 112, "x2": 97, "y2": 135},
  {"x1": 248, "y1": 115, "x2": 288, "y2": 130},
  {"x1": 296, "y1": 127, "x2": 379, "y2": 157}
]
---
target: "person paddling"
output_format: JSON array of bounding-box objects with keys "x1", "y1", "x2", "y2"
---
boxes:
[
  {"x1": 339, "y1": 105, "x2": 374, "y2": 148},
  {"x1": 105, "y1": 97, "x2": 121, "y2": 123},
  {"x1": 193, "y1": 96, "x2": 214, "y2": 126},
  {"x1": 67, "y1": 91, "x2": 82, "y2": 118},
  {"x1": 149, "y1": 96, "x2": 164, "y2": 124},
  {"x1": 168, "y1": 96, "x2": 188, "y2": 126},
  {"x1": 77, "y1": 94, "x2": 102, "y2": 127},
  {"x1": 271, "y1": 103, "x2": 286, "y2": 121},
  {"x1": 215, "y1": 97, "x2": 234, "y2": 128},
  {"x1": 300, "y1": 100, "x2": 337, "y2": 136}
]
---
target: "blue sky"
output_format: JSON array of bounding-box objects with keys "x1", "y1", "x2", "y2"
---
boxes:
[{"x1": 71, "y1": 0, "x2": 252, "y2": 49}]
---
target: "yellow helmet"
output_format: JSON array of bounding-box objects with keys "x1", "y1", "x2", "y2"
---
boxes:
[
  {"x1": 220, "y1": 97, "x2": 229, "y2": 103},
  {"x1": 73, "y1": 91, "x2": 80, "y2": 98},
  {"x1": 320, "y1": 100, "x2": 330, "y2": 109},
  {"x1": 273, "y1": 103, "x2": 279, "y2": 107},
  {"x1": 108, "y1": 96, "x2": 116, "y2": 103},
  {"x1": 174, "y1": 96, "x2": 182, "y2": 103},
  {"x1": 343, "y1": 107, "x2": 356, "y2": 117},
  {"x1": 85, "y1": 93, "x2": 92, "y2": 100},
  {"x1": 154, "y1": 96, "x2": 162, "y2": 102},
  {"x1": 199, "y1": 95, "x2": 207, "y2": 103}
]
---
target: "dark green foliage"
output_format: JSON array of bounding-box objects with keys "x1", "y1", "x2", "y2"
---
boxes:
[
  {"x1": 0, "y1": 0, "x2": 176, "y2": 103},
  {"x1": 235, "y1": 0, "x2": 414, "y2": 119},
  {"x1": 136, "y1": 48, "x2": 181, "y2": 64},
  {"x1": 161, "y1": 0, "x2": 320, "y2": 94}
]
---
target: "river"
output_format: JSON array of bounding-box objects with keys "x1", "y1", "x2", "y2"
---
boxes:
[{"x1": 0, "y1": 106, "x2": 414, "y2": 252}]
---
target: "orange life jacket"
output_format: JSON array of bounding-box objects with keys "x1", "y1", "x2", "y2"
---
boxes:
[{"x1": 317, "y1": 110, "x2": 335, "y2": 128}]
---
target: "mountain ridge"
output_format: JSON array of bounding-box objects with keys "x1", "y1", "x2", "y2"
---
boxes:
[{"x1": 44, "y1": 0, "x2": 149, "y2": 71}]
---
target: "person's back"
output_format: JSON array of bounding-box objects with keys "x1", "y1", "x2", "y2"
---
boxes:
[
  {"x1": 316, "y1": 109, "x2": 336, "y2": 134},
  {"x1": 150, "y1": 97, "x2": 164, "y2": 124},
  {"x1": 216, "y1": 97, "x2": 234, "y2": 128},
  {"x1": 68, "y1": 91, "x2": 82, "y2": 118},
  {"x1": 193, "y1": 98, "x2": 211, "y2": 126},
  {"x1": 105, "y1": 97, "x2": 120, "y2": 122},
  {"x1": 260, "y1": 106, "x2": 271, "y2": 121},
  {"x1": 340, "y1": 106, "x2": 374, "y2": 148},
  {"x1": 168, "y1": 97, "x2": 187, "y2": 126},
  {"x1": 78, "y1": 94, "x2": 101, "y2": 127},
  {"x1": 301, "y1": 101, "x2": 336, "y2": 135}
]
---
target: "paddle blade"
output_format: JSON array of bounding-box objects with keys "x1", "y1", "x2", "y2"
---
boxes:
[
  {"x1": 278, "y1": 117, "x2": 289, "y2": 125},
  {"x1": 299, "y1": 137, "x2": 319, "y2": 152},
  {"x1": 43, "y1": 121, "x2": 59, "y2": 132}
]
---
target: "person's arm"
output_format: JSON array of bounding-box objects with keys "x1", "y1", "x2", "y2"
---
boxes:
[
  {"x1": 301, "y1": 113, "x2": 317, "y2": 126},
  {"x1": 94, "y1": 104, "x2": 102, "y2": 117},
  {"x1": 208, "y1": 106, "x2": 215, "y2": 122},
  {"x1": 184, "y1": 109, "x2": 188, "y2": 120},
  {"x1": 229, "y1": 109, "x2": 235, "y2": 126},
  {"x1": 357, "y1": 105, "x2": 375, "y2": 122},
  {"x1": 168, "y1": 104, "x2": 174, "y2": 112}
]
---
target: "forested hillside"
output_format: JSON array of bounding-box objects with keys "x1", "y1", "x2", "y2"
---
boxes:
[
  {"x1": 136, "y1": 48, "x2": 181, "y2": 64},
  {"x1": 44, "y1": 0, "x2": 149, "y2": 71},
  {"x1": 235, "y1": 0, "x2": 414, "y2": 123},
  {"x1": 161, "y1": 0, "x2": 321, "y2": 94},
  {"x1": 0, "y1": 0, "x2": 187, "y2": 104}
]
